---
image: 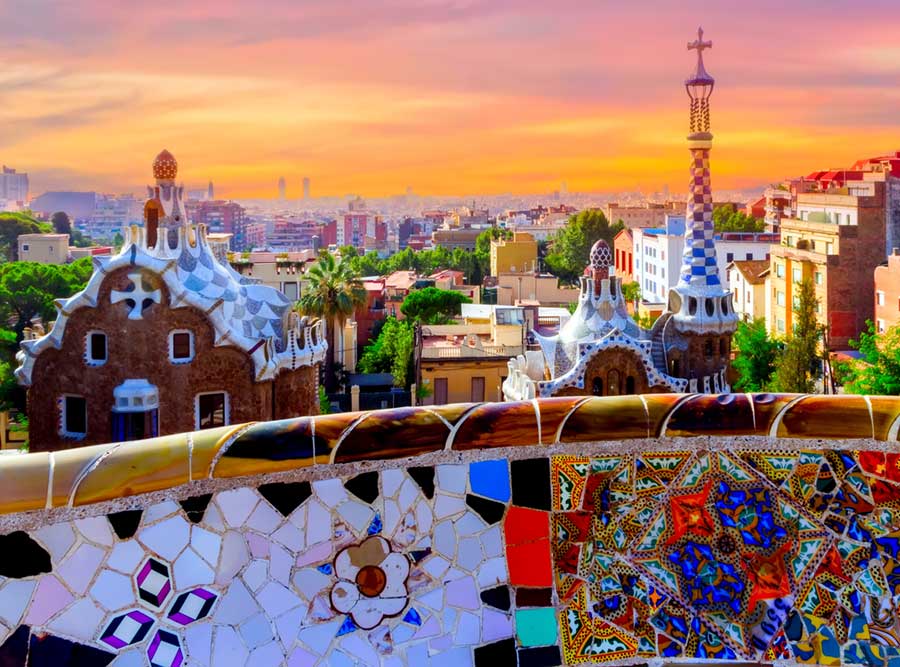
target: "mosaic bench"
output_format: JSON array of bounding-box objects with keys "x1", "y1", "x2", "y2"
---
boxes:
[{"x1": 0, "y1": 393, "x2": 898, "y2": 666}]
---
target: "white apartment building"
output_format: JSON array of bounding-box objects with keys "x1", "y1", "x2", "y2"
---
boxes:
[
  {"x1": 632, "y1": 215, "x2": 775, "y2": 309},
  {"x1": 0, "y1": 166, "x2": 28, "y2": 204}
]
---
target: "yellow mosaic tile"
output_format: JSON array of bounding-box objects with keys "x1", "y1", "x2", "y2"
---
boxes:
[{"x1": 0, "y1": 451, "x2": 50, "y2": 512}]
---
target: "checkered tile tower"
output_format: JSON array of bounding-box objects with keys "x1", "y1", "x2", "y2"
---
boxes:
[{"x1": 668, "y1": 27, "x2": 737, "y2": 336}]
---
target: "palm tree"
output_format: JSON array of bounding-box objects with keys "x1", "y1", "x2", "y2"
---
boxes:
[{"x1": 298, "y1": 252, "x2": 367, "y2": 391}]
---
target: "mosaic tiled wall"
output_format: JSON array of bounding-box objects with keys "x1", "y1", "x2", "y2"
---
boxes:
[{"x1": 2, "y1": 394, "x2": 900, "y2": 666}]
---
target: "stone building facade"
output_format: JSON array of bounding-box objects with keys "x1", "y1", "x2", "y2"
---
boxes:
[{"x1": 16, "y1": 151, "x2": 326, "y2": 451}]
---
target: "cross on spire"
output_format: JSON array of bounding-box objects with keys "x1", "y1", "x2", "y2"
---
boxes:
[{"x1": 688, "y1": 26, "x2": 712, "y2": 57}]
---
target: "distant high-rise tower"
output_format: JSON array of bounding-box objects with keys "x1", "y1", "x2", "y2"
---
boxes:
[
  {"x1": 278, "y1": 177, "x2": 286, "y2": 200},
  {"x1": 303, "y1": 177, "x2": 310, "y2": 200},
  {"x1": 207, "y1": 181, "x2": 214, "y2": 200}
]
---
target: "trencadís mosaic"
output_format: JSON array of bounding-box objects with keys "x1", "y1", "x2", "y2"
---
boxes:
[{"x1": 1, "y1": 394, "x2": 900, "y2": 666}]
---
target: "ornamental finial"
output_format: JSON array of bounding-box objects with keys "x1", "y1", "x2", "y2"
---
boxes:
[{"x1": 685, "y1": 27, "x2": 714, "y2": 135}]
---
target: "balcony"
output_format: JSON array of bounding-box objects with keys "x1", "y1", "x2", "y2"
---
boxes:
[{"x1": 420, "y1": 344, "x2": 523, "y2": 360}]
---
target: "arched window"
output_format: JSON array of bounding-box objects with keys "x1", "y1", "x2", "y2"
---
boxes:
[
  {"x1": 592, "y1": 377, "x2": 603, "y2": 396},
  {"x1": 705, "y1": 339, "x2": 713, "y2": 357},
  {"x1": 719, "y1": 339, "x2": 726, "y2": 356},
  {"x1": 688, "y1": 297, "x2": 698, "y2": 315},
  {"x1": 671, "y1": 359, "x2": 681, "y2": 376},
  {"x1": 705, "y1": 298, "x2": 715, "y2": 316},
  {"x1": 625, "y1": 376, "x2": 635, "y2": 394}
]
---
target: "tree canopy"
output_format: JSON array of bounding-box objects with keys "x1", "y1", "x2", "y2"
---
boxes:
[
  {"x1": 0, "y1": 258, "x2": 93, "y2": 339},
  {"x1": 770, "y1": 278, "x2": 824, "y2": 393},
  {"x1": 297, "y1": 252, "x2": 367, "y2": 391},
  {"x1": 51, "y1": 211, "x2": 72, "y2": 235},
  {"x1": 357, "y1": 317, "x2": 415, "y2": 388},
  {"x1": 839, "y1": 321, "x2": 900, "y2": 395},
  {"x1": 0, "y1": 212, "x2": 52, "y2": 261},
  {"x1": 712, "y1": 206, "x2": 764, "y2": 233},
  {"x1": 732, "y1": 318, "x2": 778, "y2": 392},
  {"x1": 544, "y1": 210, "x2": 625, "y2": 284},
  {"x1": 400, "y1": 286, "x2": 471, "y2": 324}
]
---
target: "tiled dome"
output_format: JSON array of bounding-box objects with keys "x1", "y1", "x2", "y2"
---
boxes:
[{"x1": 153, "y1": 149, "x2": 178, "y2": 181}]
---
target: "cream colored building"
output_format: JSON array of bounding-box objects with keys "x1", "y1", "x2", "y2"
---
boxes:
[
  {"x1": 495, "y1": 273, "x2": 578, "y2": 307},
  {"x1": 18, "y1": 234, "x2": 69, "y2": 264},
  {"x1": 726, "y1": 259, "x2": 769, "y2": 322},
  {"x1": 416, "y1": 305, "x2": 526, "y2": 404},
  {"x1": 490, "y1": 232, "x2": 538, "y2": 275}
]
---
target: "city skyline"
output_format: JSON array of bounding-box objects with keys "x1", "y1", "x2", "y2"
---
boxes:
[{"x1": 3, "y1": 1, "x2": 900, "y2": 198}]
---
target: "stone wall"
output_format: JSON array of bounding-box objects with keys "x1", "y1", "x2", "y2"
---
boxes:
[{"x1": 0, "y1": 394, "x2": 899, "y2": 666}]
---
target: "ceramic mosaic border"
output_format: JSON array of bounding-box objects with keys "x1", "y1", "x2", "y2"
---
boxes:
[
  {"x1": 1, "y1": 394, "x2": 900, "y2": 666},
  {"x1": 3, "y1": 394, "x2": 900, "y2": 516}
]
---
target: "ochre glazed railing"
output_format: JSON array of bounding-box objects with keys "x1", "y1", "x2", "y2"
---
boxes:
[{"x1": 0, "y1": 393, "x2": 898, "y2": 667}]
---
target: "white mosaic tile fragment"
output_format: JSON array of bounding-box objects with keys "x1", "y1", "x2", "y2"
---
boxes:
[
  {"x1": 90, "y1": 569, "x2": 135, "y2": 611},
  {"x1": 482, "y1": 608, "x2": 513, "y2": 642},
  {"x1": 191, "y1": 526, "x2": 222, "y2": 566},
  {"x1": 247, "y1": 499, "x2": 283, "y2": 534},
  {"x1": 455, "y1": 511, "x2": 486, "y2": 537},
  {"x1": 75, "y1": 516, "x2": 114, "y2": 546},
  {"x1": 338, "y1": 632, "x2": 379, "y2": 665},
  {"x1": 239, "y1": 612, "x2": 275, "y2": 649},
  {"x1": 203, "y1": 502, "x2": 225, "y2": 532},
  {"x1": 383, "y1": 500, "x2": 401, "y2": 537},
  {"x1": 298, "y1": 617, "x2": 343, "y2": 655},
  {"x1": 57, "y1": 541, "x2": 105, "y2": 594},
  {"x1": 286, "y1": 646, "x2": 317, "y2": 666},
  {"x1": 107, "y1": 539, "x2": 145, "y2": 574},
  {"x1": 214, "y1": 580, "x2": 259, "y2": 625},
  {"x1": 249, "y1": 641, "x2": 284, "y2": 665},
  {"x1": 257, "y1": 581, "x2": 302, "y2": 618},
  {"x1": 274, "y1": 608, "x2": 303, "y2": 650},
  {"x1": 312, "y1": 478, "x2": 347, "y2": 507},
  {"x1": 476, "y1": 557, "x2": 507, "y2": 588},
  {"x1": 381, "y1": 469, "x2": 404, "y2": 497},
  {"x1": 415, "y1": 501, "x2": 433, "y2": 535},
  {"x1": 434, "y1": 493, "x2": 465, "y2": 519},
  {"x1": 270, "y1": 543, "x2": 293, "y2": 586},
  {"x1": 139, "y1": 514, "x2": 190, "y2": 561},
  {"x1": 271, "y1": 522, "x2": 304, "y2": 552},
  {"x1": 305, "y1": 501, "x2": 331, "y2": 547},
  {"x1": 46, "y1": 597, "x2": 103, "y2": 641},
  {"x1": 456, "y1": 611, "x2": 481, "y2": 644},
  {"x1": 174, "y1": 548, "x2": 215, "y2": 589},
  {"x1": 216, "y1": 487, "x2": 260, "y2": 528},
  {"x1": 457, "y1": 536, "x2": 484, "y2": 572},
  {"x1": 109, "y1": 648, "x2": 146, "y2": 667},
  {"x1": 481, "y1": 525, "x2": 502, "y2": 558},
  {"x1": 336, "y1": 500, "x2": 374, "y2": 534},
  {"x1": 416, "y1": 587, "x2": 443, "y2": 612},
  {"x1": 211, "y1": 625, "x2": 249, "y2": 666},
  {"x1": 397, "y1": 479, "x2": 419, "y2": 511},
  {"x1": 0, "y1": 579, "x2": 35, "y2": 626},
  {"x1": 292, "y1": 569, "x2": 330, "y2": 601},
  {"x1": 436, "y1": 464, "x2": 467, "y2": 494},
  {"x1": 243, "y1": 559, "x2": 268, "y2": 592},
  {"x1": 215, "y1": 531, "x2": 249, "y2": 586},
  {"x1": 432, "y1": 646, "x2": 473, "y2": 667},
  {"x1": 392, "y1": 623, "x2": 415, "y2": 644},
  {"x1": 434, "y1": 520, "x2": 456, "y2": 559},
  {"x1": 422, "y1": 555, "x2": 450, "y2": 579},
  {"x1": 33, "y1": 523, "x2": 75, "y2": 563},
  {"x1": 142, "y1": 500, "x2": 180, "y2": 524},
  {"x1": 184, "y1": 622, "x2": 213, "y2": 665}
]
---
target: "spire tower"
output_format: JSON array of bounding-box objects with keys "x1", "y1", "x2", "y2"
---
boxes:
[{"x1": 666, "y1": 27, "x2": 737, "y2": 335}]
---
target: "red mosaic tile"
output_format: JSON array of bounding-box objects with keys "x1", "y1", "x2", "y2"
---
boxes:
[
  {"x1": 504, "y1": 506, "x2": 549, "y2": 546},
  {"x1": 507, "y1": 538, "x2": 552, "y2": 587}
]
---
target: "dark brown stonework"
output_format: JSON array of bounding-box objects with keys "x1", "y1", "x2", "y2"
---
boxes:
[
  {"x1": 27, "y1": 266, "x2": 319, "y2": 452},
  {"x1": 553, "y1": 348, "x2": 667, "y2": 397}
]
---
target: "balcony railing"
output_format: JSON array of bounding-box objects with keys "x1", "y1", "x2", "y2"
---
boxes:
[{"x1": 421, "y1": 344, "x2": 523, "y2": 360}]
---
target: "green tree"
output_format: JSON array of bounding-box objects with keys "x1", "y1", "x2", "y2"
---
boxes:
[
  {"x1": 771, "y1": 278, "x2": 824, "y2": 393},
  {"x1": 712, "y1": 205, "x2": 764, "y2": 233},
  {"x1": 400, "y1": 286, "x2": 471, "y2": 324},
  {"x1": 0, "y1": 211, "x2": 52, "y2": 261},
  {"x1": 621, "y1": 282, "x2": 641, "y2": 308},
  {"x1": 51, "y1": 211, "x2": 72, "y2": 235},
  {"x1": 357, "y1": 317, "x2": 415, "y2": 387},
  {"x1": 839, "y1": 321, "x2": 900, "y2": 395},
  {"x1": 0, "y1": 258, "x2": 94, "y2": 339},
  {"x1": 297, "y1": 253, "x2": 367, "y2": 391},
  {"x1": 544, "y1": 210, "x2": 625, "y2": 284},
  {"x1": 732, "y1": 318, "x2": 778, "y2": 391}
]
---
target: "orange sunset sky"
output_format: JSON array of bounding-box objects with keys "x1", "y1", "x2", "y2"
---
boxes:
[{"x1": 2, "y1": 0, "x2": 900, "y2": 198}]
